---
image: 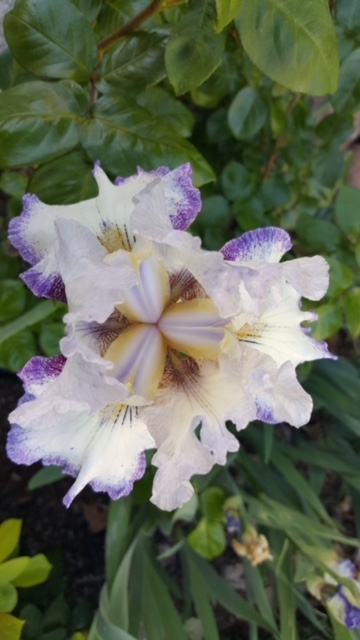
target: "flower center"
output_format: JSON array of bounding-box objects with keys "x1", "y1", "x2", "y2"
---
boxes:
[{"x1": 104, "y1": 254, "x2": 226, "y2": 398}]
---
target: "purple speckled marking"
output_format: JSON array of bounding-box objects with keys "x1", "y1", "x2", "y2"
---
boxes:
[
  {"x1": 21, "y1": 268, "x2": 66, "y2": 302},
  {"x1": 222, "y1": 227, "x2": 292, "y2": 262},
  {"x1": 8, "y1": 194, "x2": 43, "y2": 265},
  {"x1": 114, "y1": 163, "x2": 201, "y2": 231},
  {"x1": 19, "y1": 354, "x2": 65, "y2": 394},
  {"x1": 256, "y1": 401, "x2": 277, "y2": 424},
  {"x1": 337, "y1": 587, "x2": 360, "y2": 630},
  {"x1": 6, "y1": 425, "x2": 38, "y2": 465}
]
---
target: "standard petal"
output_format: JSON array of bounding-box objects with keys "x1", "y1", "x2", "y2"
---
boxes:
[
  {"x1": 143, "y1": 356, "x2": 256, "y2": 511},
  {"x1": 7, "y1": 402, "x2": 155, "y2": 507},
  {"x1": 222, "y1": 227, "x2": 292, "y2": 263}
]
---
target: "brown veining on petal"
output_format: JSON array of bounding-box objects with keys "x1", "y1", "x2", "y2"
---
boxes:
[
  {"x1": 98, "y1": 222, "x2": 134, "y2": 253},
  {"x1": 77, "y1": 309, "x2": 130, "y2": 356},
  {"x1": 160, "y1": 353, "x2": 200, "y2": 391},
  {"x1": 169, "y1": 269, "x2": 206, "y2": 303}
]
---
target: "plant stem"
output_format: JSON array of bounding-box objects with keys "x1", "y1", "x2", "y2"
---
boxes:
[{"x1": 98, "y1": 0, "x2": 164, "y2": 54}]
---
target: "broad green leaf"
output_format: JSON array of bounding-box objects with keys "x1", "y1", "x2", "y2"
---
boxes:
[
  {"x1": 165, "y1": 0, "x2": 226, "y2": 95},
  {"x1": 296, "y1": 213, "x2": 342, "y2": 252},
  {"x1": 235, "y1": 0, "x2": 339, "y2": 95},
  {"x1": 188, "y1": 518, "x2": 226, "y2": 559},
  {"x1": 138, "y1": 87, "x2": 194, "y2": 138},
  {"x1": 69, "y1": 0, "x2": 102, "y2": 22},
  {"x1": 215, "y1": 0, "x2": 242, "y2": 32},
  {"x1": 0, "y1": 280, "x2": 26, "y2": 323},
  {"x1": 0, "y1": 300, "x2": 58, "y2": 345},
  {"x1": 0, "y1": 613, "x2": 25, "y2": 640},
  {"x1": 326, "y1": 256, "x2": 353, "y2": 298},
  {"x1": 97, "y1": 31, "x2": 168, "y2": 93},
  {"x1": 95, "y1": 0, "x2": 151, "y2": 42},
  {"x1": 191, "y1": 50, "x2": 243, "y2": 108},
  {"x1": 200, "y1": 487, "x2": 226, "y2": 521},
  {"x1": 344, "y1": 288, "x2": 360, "y2": 338},
  {"x1": 332, "y1": 49, "x2": 360, "y2": 112},
  {"x1": 221, "y1": 161, "x2": 254, "y2": 200},
  {"x1": 0, "y1": 558, "x2": 29, "y2": 585},
  {"x1": 0, "y1": 49, "x2": 15, "y2": 91},
  {"x1": 0, "y1": 584, "x2": 17, "y2": 614},
  {"x1": 335, "y1": 185, "x2": 360, "y2": 236},
  {"x1": 4, "y1": 0, "x2": 98, "y2": 81},
  {"x1": 192, "y1": 195, "x2": 231, "y2": 230},
  {"x1": 0, "y1": 80, "x2": 87, "y2": 169},
  {"x1": 228, "y1": 87, "x2": 267, "y2": 139},
  {"x1": 28, "y1": 466, "x2": 64, "y2": 490},
  {"x1": 0, "y1": 329, "x2": 37, "y2": 372},
  {"x1": 13, "y1": 554, "x2": 52, "y2": 587},
  {"x1": 311, "y1": 304, "x2": 342, "y2": 340},
  {"x1": 28, "y1": 151, "x2": 97, "y2": 205},
  {"x1": 79, "y1": 95, "x2": 214, "y2": 186},
  {"x1": 336, "y1": 0, "x2": 360, "y2": 30},
  {"x1": 0, "y1": 521, "x2": 22, "y2": 564},
  {"x1": 0, "y1": 172, "x2": 28, "y2": 198}
]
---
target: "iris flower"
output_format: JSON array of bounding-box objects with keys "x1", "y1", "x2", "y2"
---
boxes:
[{"x1": 7, "y1": 163, "x2": 333, "y2": 511}]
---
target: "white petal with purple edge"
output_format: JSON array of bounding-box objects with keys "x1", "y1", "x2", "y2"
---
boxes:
[
  {"x1": 222, "y1": 227, "x2": 292, "y2": 263},
  {"x1": 7, "y1": 402, "x2": 155, "y2": 507}
]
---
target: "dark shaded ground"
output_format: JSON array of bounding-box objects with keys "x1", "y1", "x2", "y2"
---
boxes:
[{"x1": 0, "y1": 369, "x2": 106, "y2": 610}]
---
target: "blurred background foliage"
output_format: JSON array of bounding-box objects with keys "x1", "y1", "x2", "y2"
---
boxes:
[{"x1": 0, "y1": 0, "x2": 360, "y2": 638}]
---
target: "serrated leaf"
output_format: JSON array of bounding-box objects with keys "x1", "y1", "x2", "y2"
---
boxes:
[
  {"x1": 28, "y1": 150, "x2": 97, "y2": 205},
  {"x1": 79, "y1": 95, "x2": 214, "y2": 186},
  {"x1": 0, "y1": 521, "x2": 22, "y2": 564},
  {"x1": 188, "y1": 518, "x2": 226, "y2": 559},
  {"x1": 98, "y1": 31, "x2": 168, "y2": 93},
  {"x1": 0, "y1": 280, "x2": 26, "y2": 323},
  {"x1": 215, "y1": 0, "x2": 242, "y2": 32},
  {"x1": 335, "y1": 185, "x2": 360, "y2": 236},
  {"x1": 0, "y1": 613, "x2": 25, "y2": 640},
  {"x1": 13, "y1": 554, "x2": 52, "y2": 587},
  {"x1": 344, "y1": 288, "x2": 360, "y2": 339},
  {"x1": 235, "y1": 0, "x2": 339, "y2": 95},
  {"x1": 4, "y1": 0, "x2": 98, "y2": 81},
  {"x1": 0, "y1": 80, "x2": 86, "y2": 169},
  {"x1": 165, "y1": 0, "x2": 226, "y2": 95},
  {"x1": 228, "y1": 87, "x2": 268, "y2": 139}
]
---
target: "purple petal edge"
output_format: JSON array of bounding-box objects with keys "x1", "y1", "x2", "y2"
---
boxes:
[
  {"x1": 21, "y1": 268, "x2": 66, "y2": 303},
  {"x1": 8, "y1": 194, "x2": 43, "y2": 265},
  {"x1": 222, "y1": 227, "x2": 292, "y2": 262},
  {"x1": 19, "y1": 354, "x2": 65, "y2": 394}
]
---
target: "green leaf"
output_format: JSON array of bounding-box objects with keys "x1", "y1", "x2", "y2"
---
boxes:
[
  {"x1": 332, "y1": 49, "x2": 360, "y2": 112},
  {"x1": 0, "y1": 280, "x2": 26, "y2": 323},
  {"x1": 296, "y1": 213, "x2": 342, "y2": 252},
  {"x1": 0, "y1": 521, "x2": 22, "y2": 564},
  {"x1": 335, "y1": 185, "x2": 360, "y2": 237},
  {"x1": 39, "y1": 323, "x2": 64, "y2": 357},
  {"x1": 200, "y1": 487, "x2": 226, "y2": 521},
  {"x1": 344, "y1": 288, "x2": 360, "y2": 339},
  {"x1": 0, "y1": 300, "x2": 58, "y2": 345},
  {"x1": 95, "y1": 0, "x2": 151, "y2": 42},
  {"x1": 69, "y1": 0, "x2": 102, "y2": 22},
  {"x1": 336, "y1": 0, "x2": 360, "y2": 30},
  {"x1": 29, "y1": 150, "x2": 97, "y2": 205},
  {"x1": 311, "y1": 303, "x2": 342, "y2": 340},
  {"x1": 235, "y1": 0, "x2": 339, "y2": 95},
  {"x1": 326, "y1": 256, "x2": 353, "y2": 298},
  {"x1": 215, "y1": 0, "x2": 242, "y2": 32},
  {"x1": 0, "y1": 172, "x2": 28, "y2": 198},
  {"x1": 0, "y1": 584, "x2": 18, "y2": 614},
  {"x1": 13, "y1": 554, "x2": 52, "y2": 588},
  {"x1": 0, "y1": 329, "x2": 37, "y2": 372},
  {"x1": 4, "y1": 0, "x2": 98, "y2": 81},
  {"x1": 188, "y1": 518, "x2": 226, "y2": 559},
  {"x1": 0, "y1": 558, "x2": 29, "y2": 585},
  {"x1": 228, "y1": 87, "x2": 267, "y2": 139},
  {"x1": 97, "y1": 31, "x2": 168, "y2": 93},
  {"x1": 28, "y1": 466, "x2": 64, "y2": 490},
  {"x1": 221, "y1": 161, "x2": 255, "y2": 200},
  {"x1": 137, "y1": 88, "x2": 194, "y2": 138},
  {"x1": 88, "y1": 587, "x2": 138, "y2": 640},
  {"x1": 165, "y1": 0, "x2": 226, "y2": 95},
  {"x1": 187, "y1": 559, "x2": 220, "y2": 640},
  {"x1": 0, "y1": 613, "x2": 25, "y2": 640},
  {"x1": 79, "y1": 95, "x2": 214, "y2": 186},
  {"x1": 0, "y1": 80, "x2": 87, "y2": 169}
]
